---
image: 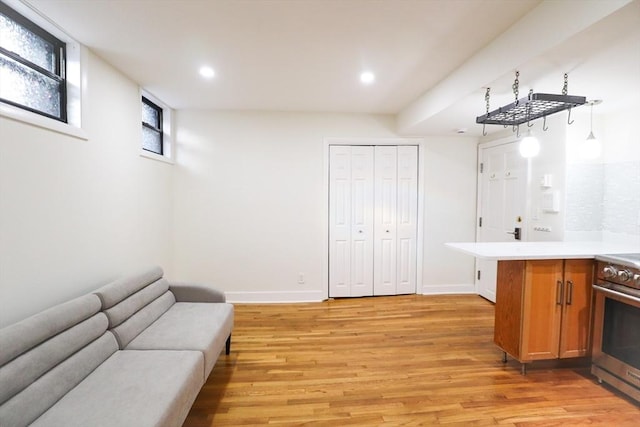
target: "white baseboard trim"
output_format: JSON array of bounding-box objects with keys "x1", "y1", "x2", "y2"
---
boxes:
[
  {"x1": 225, "y1": 290, "x2": 326, "y2": 303},
  {"x1": 421, "y1": 283, "x2": 476, "y2": 295},
  {"x1": 226, "y1": 286, "x2": 478, "y2": 303}
]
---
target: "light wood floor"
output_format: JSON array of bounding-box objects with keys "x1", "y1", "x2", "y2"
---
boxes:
[{"x1": 183, "y1": 294, "x2": 639, "y2": 426}]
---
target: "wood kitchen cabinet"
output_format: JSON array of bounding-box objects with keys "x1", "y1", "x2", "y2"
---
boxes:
[{"x1": 494, "y1": 259, "x2": 594, "y2": 368}]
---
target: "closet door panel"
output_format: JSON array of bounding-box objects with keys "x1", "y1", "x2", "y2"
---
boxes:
[
  {"x1": 329, "y1": 146, "x2": 352, "y2": 297},
  {"x1": 374, "y1": 146, "x2": 398, "y2": 296},
  {"x1": 350, "y1": 146, "x2": 374, "y2": 296},
  {"x1": 329, "y1": 146, "x2": 374, "y2": 297},
  {"x1": 396, "y1": 145, "x2": 418, "y2": 294}
]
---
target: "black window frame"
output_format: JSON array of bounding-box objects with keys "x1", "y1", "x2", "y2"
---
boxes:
[
  {"x1": 0, "y1": 1, "x2": 67, "y2": 122},
  {"x1": 141, "y1": 96, "x2": 164, "y2": 156}
]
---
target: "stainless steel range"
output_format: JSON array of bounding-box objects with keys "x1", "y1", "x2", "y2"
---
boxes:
[{"x1": 592, "y1": 253, "x2": 640, "y2": 403}]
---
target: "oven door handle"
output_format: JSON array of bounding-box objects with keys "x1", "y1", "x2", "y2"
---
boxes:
[{"x1": 593, "y1": 284, "x2": 640, "y2": 304}]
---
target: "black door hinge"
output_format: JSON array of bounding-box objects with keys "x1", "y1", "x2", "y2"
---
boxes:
[
  {"x1": 480, "y1": 163, "x2": 484, "y2": 173},
  {"x1": 477, "y1": 270, "x2": 481, "y2": 280},
  {"x1": 479, "y1": 217, "x2": 482, "y2": 227}
]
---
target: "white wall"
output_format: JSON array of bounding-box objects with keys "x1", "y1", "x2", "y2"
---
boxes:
[
  {"x1": 0, "y1": 65, "x2": 480, "y2": 324},
  {"x1": 565, "y1": 104, "x2": 605, "y2": 241},
  {"x1": 565, "y1": 104, "x2": 640, "y2": 244},
  {"x1": 422, "y1": 136, "x2": 478, "y2": 293},
  {"x1": 0, "y1": 50, "x2": 173, "y2": 327},
  {"x1": 601, "y1": 105, "x2": 640, "y2": 243},
  {"x1": 482, "y1": 104, "x2": 639, "y2": 246},
  {"x1": 526, "y1": 114, "x2": 567, "y2": 241},
  {"x1": 480, "y1": 114, "x2": 568, "y2": 242},
  {"x1": 172, "y1": 111, "x2": 478, "y2": 300}
]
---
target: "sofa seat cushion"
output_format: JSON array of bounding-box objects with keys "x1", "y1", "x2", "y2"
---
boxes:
[
  {"x1": 126, "y1": 302, "x2": 234, "y2": 380},
  {"x1": 30, "y1": 350, "x2": 204, "y2": 427}
]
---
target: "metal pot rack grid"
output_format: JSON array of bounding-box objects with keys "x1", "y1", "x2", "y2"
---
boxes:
[{"x1": 476, "y1": 92, "x2": 586, "y2": 126}]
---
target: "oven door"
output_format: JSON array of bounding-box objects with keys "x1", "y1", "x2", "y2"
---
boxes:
[{"x1": 592, "y1": 281, "x2": 640, "y2": 401}]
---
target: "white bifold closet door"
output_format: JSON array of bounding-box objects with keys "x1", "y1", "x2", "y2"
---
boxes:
[{"x1": 329, "y1": 145, "x2": 418, "y2": 298}]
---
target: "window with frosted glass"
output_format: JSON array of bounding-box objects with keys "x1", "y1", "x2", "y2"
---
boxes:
[
  {"x1": 0, "y1": 2, "x2": 67, "y2": 122},
  {"x1": 142, "y1": 97, "x2": 163, "y2": 155}
]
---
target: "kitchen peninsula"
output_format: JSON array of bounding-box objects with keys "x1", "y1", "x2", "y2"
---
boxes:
[{"x1": 446, "y1": 241, "x2": 640, "y2": 374}]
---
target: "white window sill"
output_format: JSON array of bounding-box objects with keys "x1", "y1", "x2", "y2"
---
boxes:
[
  {"x1": 0, "y1": 103, "x2": 88, "y2": 141},
  {"x1": 140, "y1": 149, "x2": 174, "y2": 165}
]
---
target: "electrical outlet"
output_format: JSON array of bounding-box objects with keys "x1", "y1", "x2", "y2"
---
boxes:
[{"x1": 297, "y1": 273, "x2": 305, "y2": 285}]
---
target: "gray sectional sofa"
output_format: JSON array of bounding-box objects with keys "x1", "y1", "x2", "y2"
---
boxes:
[{"x1": 0, "y1": 266, "x2": 234, "y2": 427}]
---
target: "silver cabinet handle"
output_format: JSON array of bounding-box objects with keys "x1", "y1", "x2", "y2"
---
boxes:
[
  {"x1": 556, "y1": 281, "x2": 564, "y2": 305},
  {"x1": 566, "y1": 280, "x2": 573, "y2": 305}
]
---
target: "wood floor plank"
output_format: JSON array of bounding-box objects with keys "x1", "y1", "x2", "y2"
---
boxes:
[{"x1": 183, "y1": 295, "x2": 639, "y2": 426}]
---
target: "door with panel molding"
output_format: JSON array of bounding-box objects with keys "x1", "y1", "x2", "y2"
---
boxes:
[
  {"x1": 476, "y1": 141, "x2": 528, "y2": 302},
  {"x1": 395, "y1": 146, "x2": 419, "y2": 294},
  {"x1": 329, "y1": 145, "x2": 417, "y2": 297}
]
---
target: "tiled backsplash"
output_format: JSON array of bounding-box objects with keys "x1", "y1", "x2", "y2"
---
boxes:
[
  {"x1": 603, "y1": 161, "x2": 640, "y2": 235},
  {"x1": 566, "y1": 161, "x2": 640, "y2": 237},
  {"x1": 565, "y1": 163, "x2": 604, "y2": 232}
]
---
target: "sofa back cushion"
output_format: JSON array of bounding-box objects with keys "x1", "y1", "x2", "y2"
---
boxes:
[
  {"x1": 0, "y1": 293, "x2": 102, "y2": 366},
  {"x1": 94, "y1": 266, "x2": 176, "y2": 348},
  {"x1": 0, "y1": 294, "x2": 118, "y2": 427},
  {"x1": 95, "y1": 266, "x2": 164, "y2": 309}
]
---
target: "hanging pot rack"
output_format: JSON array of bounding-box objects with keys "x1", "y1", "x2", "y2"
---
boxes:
[
  {"x1": 476, "y1": 72, "x2": 586, "y2": 134},
  {"x1": 476, "y1": 92, "x2": 586, "y2": 126}
]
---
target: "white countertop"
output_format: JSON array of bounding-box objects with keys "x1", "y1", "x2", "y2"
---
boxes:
[{"x1": 445, "y1": 241, "x2": 640, "y2": 260}]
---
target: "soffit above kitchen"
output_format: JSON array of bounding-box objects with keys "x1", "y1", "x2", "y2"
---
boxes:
[
  {"x1": 400, "y1": 0, "x2": 640, "y2": 136},
  {"x1": 23, "y1": 0, "x2": 639, "y2": 137}
]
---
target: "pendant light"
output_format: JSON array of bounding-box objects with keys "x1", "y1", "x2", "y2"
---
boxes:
[
  {"x1": 519, "y1": 129, "x2": 540, "y2": 158},
  {"x1": 583, "y1": 100, "x2": 602, "y2": 159}
]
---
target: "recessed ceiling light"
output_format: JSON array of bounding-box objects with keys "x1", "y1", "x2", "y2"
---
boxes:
[
  {"x1": 199, "y1": 66, "x2": 215, "y2": 79},
  {"x1": 360, "y1": 71, "x2": 375, "y2": 85}
]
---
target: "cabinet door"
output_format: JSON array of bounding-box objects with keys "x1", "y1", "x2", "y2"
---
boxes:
[
  {"x1": 521, "y1": 260, "x2": 564, "y2": 361},
  {"x1": 559, "y1": 259, "x2": 594, "y2": 358}
]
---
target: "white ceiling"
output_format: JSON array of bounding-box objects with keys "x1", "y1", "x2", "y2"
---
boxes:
[{"x1": 24, "y1": 0, "x2": 640, "y2": 137}]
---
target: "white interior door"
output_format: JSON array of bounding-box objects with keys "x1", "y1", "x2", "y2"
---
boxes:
[
  {"x1": 350, "y1": 147, "x2": 375, "y2": 296},
  {"x1": 329, "y1": 145, "x2": 418, "y2": 298},
  {"x1": 373, "y1": 146, "x2": 398, "y2": 296},
  {"x1": 395, "y1": 146, "x2": 418, "y2": 295},
  {"x1": 476, "y1": 141, "x2": 528, "y2": 302},
  {"x1": 329, "y1": 146, "x2": 374, "y2": 297}
]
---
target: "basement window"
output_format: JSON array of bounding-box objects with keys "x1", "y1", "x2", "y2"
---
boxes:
[
  {"x1": 142, "y1": 96, "x2": 163, "y2": 155},
  {"x1": 140, "y1": 90, "x2": 173, "y2": 162},
  {"x1": 0, "y1": 1, "x2": 67, "y2": 122}
]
